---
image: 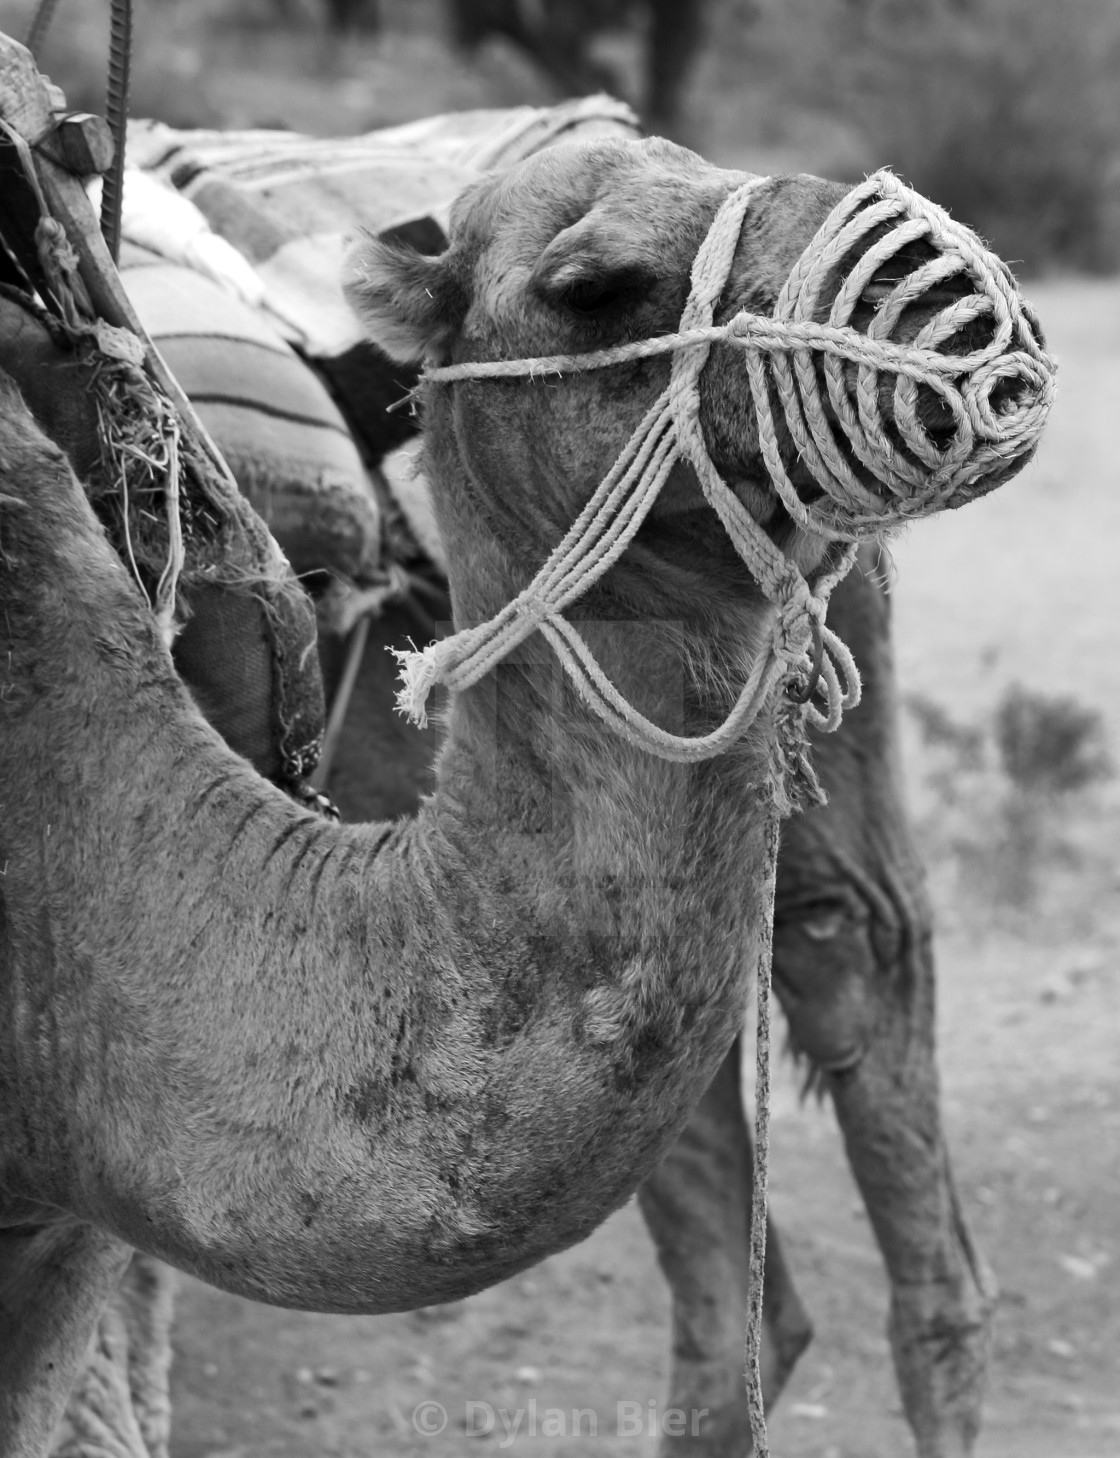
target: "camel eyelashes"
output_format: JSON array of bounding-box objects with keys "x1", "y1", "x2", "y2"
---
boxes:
[
  {"x1": 553, "y1": 269, "x2": 656, "y2": 318},
  {"x1": 561, "y1": 278, "x2": 617, "y2": 313},
  {"x1": 801, "y1": 906, "x2": 850, "y2": 941},
  {"x1": 776, "y1": 897, "x2": 853, "y2": 941},
  {"x1": 531, "y1": 207, "x2": 657, "y2": 318}
]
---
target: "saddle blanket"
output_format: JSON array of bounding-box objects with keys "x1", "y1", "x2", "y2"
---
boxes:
[{"x1": 112, "y1": 97, "x2": 639, "y2": 588}]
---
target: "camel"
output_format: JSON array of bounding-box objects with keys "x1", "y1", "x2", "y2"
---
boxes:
[
  {"x1": 0, "y1": 133, "x2": 1048, "y2": 1458},
  {"x1": 449, "y1": 0, "x2": 709, "y2": 135}
]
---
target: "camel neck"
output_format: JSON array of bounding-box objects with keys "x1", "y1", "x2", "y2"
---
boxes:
[
  {"x1": 0, "y1": 393, "x2": 784, "y2": 1314},
  {"x1": 428, "y1": 531, "x2": 779, "y2": 949}
]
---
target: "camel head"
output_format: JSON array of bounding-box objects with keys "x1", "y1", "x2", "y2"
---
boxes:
[
  {"x1": 349, "y1": 138, "x2": 833, "y2": 599},
  {"x1": 346, "y1": 136, "x2": 1051, "y2": 618}
]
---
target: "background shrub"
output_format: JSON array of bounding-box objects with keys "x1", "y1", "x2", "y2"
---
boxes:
[{"x1": 710, "y1": 0, "x2": 1120, "y2": 273}]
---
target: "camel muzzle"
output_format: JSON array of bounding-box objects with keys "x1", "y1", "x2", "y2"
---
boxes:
[{"x1": 745, "y1": 173, "x2": 1055, "y2": 532}]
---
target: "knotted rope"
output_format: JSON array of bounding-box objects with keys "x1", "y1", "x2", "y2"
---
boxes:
[{"x1": 395, "y1": 168, "x2": 1054, "y2": 765}]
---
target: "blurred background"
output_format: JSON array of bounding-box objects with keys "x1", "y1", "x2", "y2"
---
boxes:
[
  {"x1": 4, "y1": 0, "x2": 1120, "y2": 273},
  {"x1": 3, "y1": 5, "x2": 1119, "y2": 1456}
]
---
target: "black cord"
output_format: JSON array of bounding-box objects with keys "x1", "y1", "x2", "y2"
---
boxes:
[{"x1": 100, "y1": 0, "x2": 132, "y2": 263}]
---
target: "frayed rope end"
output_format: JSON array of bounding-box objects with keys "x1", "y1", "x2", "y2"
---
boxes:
[{"x1": 390, "y1": 643, "x2": 443, "y2": 728}]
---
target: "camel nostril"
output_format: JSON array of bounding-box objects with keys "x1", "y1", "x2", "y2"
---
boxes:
[{"x1": 913, "y1": 384, "x2": 957, "y2": 441}]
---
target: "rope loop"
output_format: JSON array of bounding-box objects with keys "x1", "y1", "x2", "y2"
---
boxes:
[
  {"x1": 785, "y1": 616, "x2": 824, "y2": 705},
  {"x1": 395, "y1": 167, "x2": 1054, "y2": 761}
]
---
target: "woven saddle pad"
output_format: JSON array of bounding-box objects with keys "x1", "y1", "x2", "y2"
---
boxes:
[{"x1": 117, "y1": 97, "x2": 640, "y2": 587}]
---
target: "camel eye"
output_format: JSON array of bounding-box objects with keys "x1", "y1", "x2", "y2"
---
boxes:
[
  {"x1": 774, "y1": 895, "x2": 855, "y2": 942},
  {"x1": 802, "y1": 906, "x2": 849, "y2": 941},
  {"x1": 784, "y1": 899, "x2": 851, "y2": 941},
  {"x1": 563, "y1": 278, "x2": 624, "y2": 313},
  {"x1": 557, "y1": 269, "x2": 654, "y2": 317}
]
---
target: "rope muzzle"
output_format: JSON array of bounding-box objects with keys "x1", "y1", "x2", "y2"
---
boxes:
[{"x1": 394, "y1": 167, "x2": 1055, "y2": 761}]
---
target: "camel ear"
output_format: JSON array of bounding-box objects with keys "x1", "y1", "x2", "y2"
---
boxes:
[
  {"x1": 344, "y1": 234, "x2": 466, "y2": 364},
  {"x1": 531, "y1": 213, "x2": 656, "y2": 312}
]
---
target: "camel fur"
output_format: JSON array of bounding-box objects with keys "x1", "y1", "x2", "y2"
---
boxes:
[{"x1": 0, "y1": 136, "x2": 1018, "y2": 1458}]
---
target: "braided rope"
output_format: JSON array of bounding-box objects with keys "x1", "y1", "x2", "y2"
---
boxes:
[
  {"x1": 394, "y1": 168, "x2": 1053, "y2": 761},
  {"x1": 100, "y1": 0, "x2": 133, "y2": 264}
]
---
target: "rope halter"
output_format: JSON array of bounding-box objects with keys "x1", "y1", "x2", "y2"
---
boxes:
[{"x1": 394, "y1": 168, "x2": 1055, "y2": 763}]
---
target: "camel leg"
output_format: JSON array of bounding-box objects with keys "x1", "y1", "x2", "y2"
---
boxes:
[
  {"x1": 638, "y1": 1038, "x2": 812, "y2": 1457},
  {"x1": 0, "y1": 1218, "x2": 133, "y2": 1458},
  {"x1": 49, "y1": 1295, "x2": 151, "y2": 1458},
  {"x1": 822, "y1": 938, "x2": 995, "y2": 1458},
  {"x1": 118, "y1": 1257, "x2": 177, "y2": 1458},
  {"x1": 645, "y1": 0, "x2": 707, "y2": 137}
]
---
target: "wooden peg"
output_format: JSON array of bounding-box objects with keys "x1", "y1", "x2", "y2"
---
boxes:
[{"x1": 36, "y1": 113, "x2": 115, "y2": 177}]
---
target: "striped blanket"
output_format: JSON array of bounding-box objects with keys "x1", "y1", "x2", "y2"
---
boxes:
[{"x1": 117, "y1": 98, "x2": 640, "y2": 589}]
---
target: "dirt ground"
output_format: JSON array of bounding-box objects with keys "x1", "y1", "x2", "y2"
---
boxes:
[{"x1": 8, "y1": 3, "x2": 1118, "y2": 1453}]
